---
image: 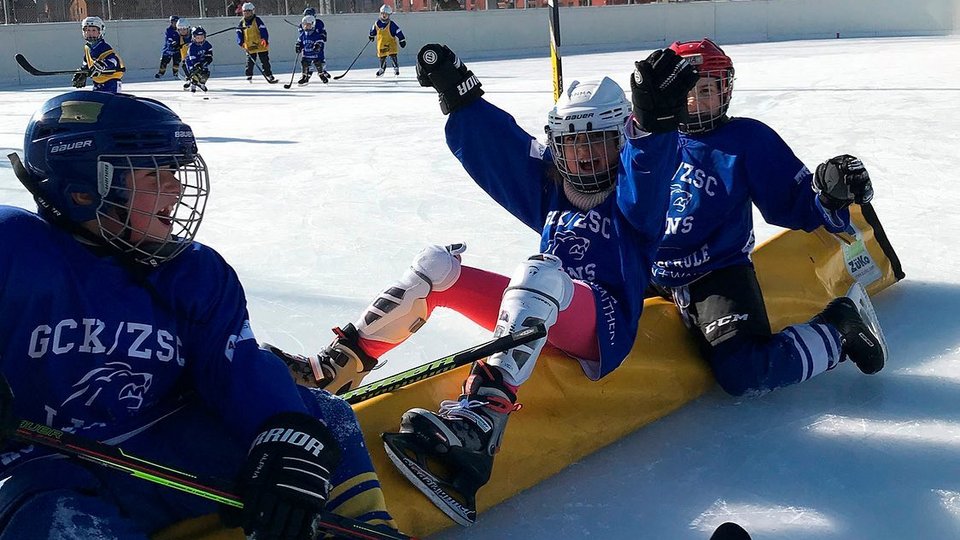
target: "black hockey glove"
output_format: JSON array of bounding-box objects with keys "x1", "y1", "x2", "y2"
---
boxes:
[
  {"x1": 295, "y1": 42, "x2": 303, "y2": 54},
  {"x1": 313, "y1": 42, "x2": 322, "y2": 51},
  {"x1": 233, "y1": 412, "x2": 341, "y2": 540},
  {"x1": 416, "y1": 43, "x2": 483, "y2": 115},
  {"x1": 813, "y1": 154, "x2": 873, "y2": 211},
  {"x1": 630, "y1": 48, "x2": 700, "y2": 133},
  {"x1": 72, "y1": 69, "x2": 89, "y2": 88},
  {"x1": 399, "y1": 38, "x2": 406, "y2": 48},
  {"x1": 368, "y1": 34, "x2": 375, "y2": 42}
]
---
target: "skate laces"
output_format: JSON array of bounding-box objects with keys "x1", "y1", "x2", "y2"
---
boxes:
[{"x1": 437, "y1": 398, "x2": 495, "y2": 432}]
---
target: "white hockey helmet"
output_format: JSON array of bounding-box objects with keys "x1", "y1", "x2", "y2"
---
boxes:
[
  {"x1": 379, "y1": 4, "x2": 393, "y2": 16},
  {"x1": 242, "y1": 2, "x2": 255, "y2": 11},
  {"x1": 176, "y1": 18, "x2": 190, "y2": 31},
  {"x1": 546, "y1": 77, "x2": 630, "y2": 194},
  {"x1": 302, "y1": 14, "x2": 316, "y2": 28},
  {"x1": 81, "y1": 16, "x2": 105, "y2": 43}
]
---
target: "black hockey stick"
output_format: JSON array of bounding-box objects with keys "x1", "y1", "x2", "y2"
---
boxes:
[
  {"x1": 341, "y1": 324, "x2": 546, "y2": 404},
  {"x1": 333, "y1": 39, "x2": 372, "y2": 80},
  {"x1": 206, "y1": 25, "x2": 241, "y2": 38},
  {"x1": 284, "y1": 50, "x2": 304, "y2": 89},
  {"x1": 244, "y1": 51, "x2": 278, "y2": 83},
  {"x1": 15, "y1": 54, "x2": 80, "y2": 76},
  {"x1": 11, "y1": 420, "x2": 418, "y2": 540}
]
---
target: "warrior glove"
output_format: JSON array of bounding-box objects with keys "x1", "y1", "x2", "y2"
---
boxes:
[
  {"x1": 629, "y1": 48, "x2": 699, "y2": 133},
  {"x1": 416, "y1": 43, "x2": 483, "y2": 115},
  {"x1": 814, "y1": 154, "x2": 873, "y2": 210},
  {"x1": 233, "y1": 412, "x2": 341, "y2": 540},
  {"x1": 72, "y1": 70, "x2": 89, "y2": 88},
  {"x1": 295, "y1": 42, "x2": 303, "y2": 54}
]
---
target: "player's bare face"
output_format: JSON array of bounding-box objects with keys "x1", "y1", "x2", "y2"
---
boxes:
[
  {"x1": 194, "y1": 35, "x2": 205, "y2": 43},
  {"x1": 379, "y1": 12, "x2": 389, "y2": 20},
  {"x1": 687, "y1": 77, "x2": 723, "y2": 117},
  {"x1": 561, "y1": 132, "x2": 619, "y2": 176},
  {"x1": 83, "y1": 27, "x2": 101, "y2": 41},
  {"x1": 126, "y1": 168, "x2": 183, "y2": 243}
]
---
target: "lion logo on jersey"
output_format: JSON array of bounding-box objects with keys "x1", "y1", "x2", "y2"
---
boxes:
[
  {"x1": 62, "y1": 362, "x2": 153, "y2": 411},
  {"x1": 551, "y1": 229, "x2": 590, "y2": 261},
  {"x1": 670, "y1": 183, "x2": 692, "y2": 214}
]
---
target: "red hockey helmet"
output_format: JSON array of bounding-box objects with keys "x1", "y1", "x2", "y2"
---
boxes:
[{"x1": 668, "y1": 38, "x2": 734, "y2": 133}]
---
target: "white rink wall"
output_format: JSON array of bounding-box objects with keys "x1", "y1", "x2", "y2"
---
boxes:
[{"x1": 0, "y1": 0, "x2": 956, "y2": 86}]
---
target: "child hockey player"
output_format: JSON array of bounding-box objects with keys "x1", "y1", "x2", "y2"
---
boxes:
[
  {"x1": 183, "y1": 26, "x2": 213, "y2": 92},
  {"x1": 0, "y1": 90, "x2": 398, "y2": 539},
  {"x1": 154, "y1": 15, "x2": 185, "y2": 79},
  {"x1": 625, "y1": 39, "x2": 886, "y2": 396},
  {"x1": 236, "y1": 2, "x2": 277, "y2": 83},
  {"x1": 369, "y1": 4, "x2": 405, "y2": 77},
  {"x1": 275, "y1": 43, "x2": 689, "y2": 525},
  {"x1": 73, "y1": 16, "x2": 124, "y2": 93},
  {"x1": 296, "y1": 14, "x2": 329, "y2": 84}
]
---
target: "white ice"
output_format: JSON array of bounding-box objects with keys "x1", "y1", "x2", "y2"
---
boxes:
[{"x1": 1, "y1": 35, "x2": 959, "y2": 539}]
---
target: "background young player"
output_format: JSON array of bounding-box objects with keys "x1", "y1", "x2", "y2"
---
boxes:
[
  {"x1": 183, "y1": 26, "x2": 213, "y2": 92},
  {"x1": 275, "y1": 43, "x2": 693, "y2": 524},
  {"x1": 625, "y1": 38, "x2": 886, "y2": 398},
  {"x1": 0, "y1": 91, "x2": 397, "y2": 538},
  {"x1": 236, "y1": 2, "x2": 277, "y2": 83},
  {"x1": 154, "y1": 15, "x2": 184, "y2": 79},
  {"x1": 296, "y1": 14, "x2": 329, "y2": 85},
  {"x1": 369, "y1": 4, "x2": 405, "y2": 77},
  {"x1": 73, "y1": 16, "x2": 124, "y2": 93}
]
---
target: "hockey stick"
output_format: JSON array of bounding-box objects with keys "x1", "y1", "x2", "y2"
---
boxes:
[
  {"x1": 547, "y1": 0, "x2": 563, "y2": 101},
  {"x1": 206, "y1": 25, "x2": 241, "y2": 38},
  {"x1": 284, "y1": 50, "x2": 304, "y2": 89},
  {"x1": 341, "y1": 324, "x2": 546, "y2": 405},
  {"x1": 244, "y1": 51, "x2": 278, "y2": 83},
  {"x1": 10, "y1": 420, "x2": 418, "y2": 540},
  {"x1": 333, "y1": 39, "x2": 372, "y2": 80},
  {"x1": 14, "y1": 54, "x2": 80, "y2": 76}
]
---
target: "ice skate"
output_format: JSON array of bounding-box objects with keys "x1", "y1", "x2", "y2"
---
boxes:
[
  {"x1": 376, "y1": 67, "x2": 385, "y2": 77},
  {"x1": 266, "y1": 75, "x2": 278, "y2": 84},
  {"x1": 320, "y1": 71, "x2": 330, "y2": 83},
  {"x1": 154, "y1": 71, "x2": 163, "y2": 79},
  {"x1": 383, "y1": 364, "x2": 517, "y2": 526},
  {"x1": 183, "y1": 82, "x2": 191, "y2": 90},
  {"x1": 246, "y1": 75, "x2": 253, "y2": 82},
  {"x1": 198, "y1": 83, "x2": 207, "y2": 92},
  {"x1": 394, "y1": 67, "x2": 400, "y2": 77},
  {"x1": 172, "y1": 67, "x2": 179, "y2": 78},
  {"x1": 812, "y1": 282, "x2": 887, "y2": 374},
  {"x1": 267, "y1": 323, "x2": 379, "y2": 395},
  {"x1": 190, "y1": 84, "x2": 196, "y2": 93},
  {"x1": 297, "y1": 73, "x2": 311, "y2": 86}
]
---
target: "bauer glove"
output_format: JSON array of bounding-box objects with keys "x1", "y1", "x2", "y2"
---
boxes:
[{"x1": 416, "y1": 43, "x2": 483, "y2": 115}]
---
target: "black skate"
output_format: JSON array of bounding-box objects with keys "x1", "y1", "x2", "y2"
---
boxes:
[
  {"x1": 383, "y1": 365, "x2": 517, "y2": 526},
  {"x1": 394, "y1": 67, "x2": 399, "y2": 77},
  {"x1": 320, "y1": 71, "x2": 330, "y2": 83},
  {"x1": 266, "y1": 75, "x2": 279, "y2": 84},
  {"x1": 172, "y1": 67, "x2": 179, "y2": 78},
  {"x1": 154, "y1": 71, "x2": 163, "y2": 79},
  {"x1": 297, "y1": 73, "x2": 311, "y2": 86},
  {"x1": 190, "y1": 85, "x2": 196, "y2": 93},
  {"x1": 266, "y1": 323, "x2": 379, "y2": 395},
  {"x1": 183, "y1": 82, "x2": 191, "y2": 90},
  {"x1": 198, "y1": 83, "x2": 207, "y2": 92},
  {"x1": 376, "y1": 67, "x2": 385, "y2": 77},
  {"x1": 246, "y1": 75, "x2": 253, "y2": 82},
  {"x1": 813, "y1": 282, "x2": 887, "y2": 374}
]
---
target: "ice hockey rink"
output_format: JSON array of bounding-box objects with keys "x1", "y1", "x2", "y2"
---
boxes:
[{"x1": 2, "y1": 34, "x2": 959, "y2": 539}]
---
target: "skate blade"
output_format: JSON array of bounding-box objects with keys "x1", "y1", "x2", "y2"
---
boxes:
[
  {"x1": 382, "y1": 432, "x2": 477, "y2": 526},
  {"x1": 845, "y1": 281, "x2": 889, "y2": 366}
]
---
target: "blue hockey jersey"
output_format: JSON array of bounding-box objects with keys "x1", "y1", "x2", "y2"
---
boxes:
[
  {"x1": 446, "y1": 99, "x2": 675, "y2": 379},
  {"x1": 298, "y1": 24, "x2": 327, "y2": 60},
  {"x1": 161, "y1": 26, "x2": 185, "y2": 55},
  {"x1": 184, "y1": 41, "x2": 213, "y2": 71},
  {"x1": 0, "y1": 206, "x2": 307, "y2": 473},
  {"x1": 623, "y1": 117, "x2": 850, "y2": 288}
]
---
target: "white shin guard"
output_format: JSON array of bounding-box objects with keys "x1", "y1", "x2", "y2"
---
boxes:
[
  {"x1": 486, "y1": 254, "x2": 574, "y2": 387},
  {"x1": 354, "y1": 243, "x2": 466, "y2": 345}
]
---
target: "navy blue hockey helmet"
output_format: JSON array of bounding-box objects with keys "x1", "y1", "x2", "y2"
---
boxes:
[
  {"x1": 302, "y1": 6, "x2": 317, "y2": 16},
  {"x1": 16, "y1": 91, "x2": 209, "y2": 265},
  {"x1": 169, "y1": 15, "x2": 180, "y2": 23}
]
